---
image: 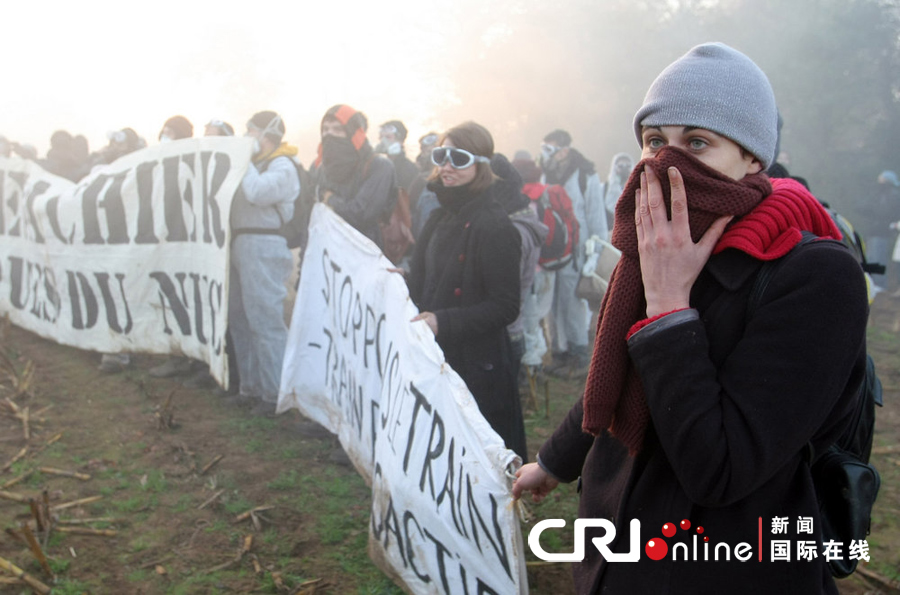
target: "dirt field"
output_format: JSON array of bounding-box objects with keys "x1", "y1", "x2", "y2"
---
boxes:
[
  {"x1": 0, "y1": 294, "x2": 898, "y2": 594},
  {"x1": 0, "y1": 320, "x2": 396, "y2": 594},
  {"x1": 856, "y1": 294, "x2": 900, "y2": 594}
]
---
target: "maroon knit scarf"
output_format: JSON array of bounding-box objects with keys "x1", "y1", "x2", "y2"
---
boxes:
[
  {"x1": 582, "y1": 147, "x2": 774, "y2": 453},
  {"x1": 583, "y1": 149, "x2": 842, "y2": 453}
]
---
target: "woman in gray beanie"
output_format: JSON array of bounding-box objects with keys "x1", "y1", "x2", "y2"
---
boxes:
[{"x1": 514, "y1": 43, "x2": 868, "y2": 594}]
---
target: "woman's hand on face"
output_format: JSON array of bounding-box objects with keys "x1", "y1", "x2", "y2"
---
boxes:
[
  {"x1": 636, "y1": 165, "x2": 732, "y2": 318},
  {"x1": 512, "y1": 462, "x2": 559, "y2": 503},
  {"x1": 411, "y1": 311, "x2": 438, "y2": 336}
]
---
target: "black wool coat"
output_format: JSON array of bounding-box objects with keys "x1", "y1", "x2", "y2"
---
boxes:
[
  {"x1": 408, "y1": 183, "x2": 527, "y2": 460},
  {"x1": 539, "y1": 240, "x2": 869, "y2": 594},
  {"x1": 313, "y1": 154, "x2": 397, "y2": 249}
]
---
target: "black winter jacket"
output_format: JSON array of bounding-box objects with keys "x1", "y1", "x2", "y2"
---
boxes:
[
  {"x1": 408, "y1": 181, "x2": 527, "y2": 460},
  {"x1": 313, "y1": 154, "x2": 397, "y2": 248},
  {"x1": 539, "y1": 239, "x2": 868, "y2": 594}
]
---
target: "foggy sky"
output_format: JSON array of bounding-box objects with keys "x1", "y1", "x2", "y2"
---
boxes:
[
  {"x1": 3, "y1": 0, "x2": 659, "y2": 178},
  {"x1": 6, "y1": 0, "x2": 898, "y2": 208}
]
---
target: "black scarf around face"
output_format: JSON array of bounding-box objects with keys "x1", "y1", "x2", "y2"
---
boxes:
[
  {"x1": 322, "y1": 135, "x2": 361, "y2": 184},
  {"x1": 427, "y1": 179, "x2": 478, "y2": 214}
]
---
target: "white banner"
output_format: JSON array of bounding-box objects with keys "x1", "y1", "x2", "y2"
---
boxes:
[
  {"x1": 0, "y1": 137, "x2": 253, "y2": 385},
  {"x1": 279, "y1": 204, "x2": 528, "y2": 595}
]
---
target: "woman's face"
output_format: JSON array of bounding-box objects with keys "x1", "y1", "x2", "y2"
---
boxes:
[
  {"x1": 640, "y1": 126, "x2": 761, "y2": 181},
  {"x1": 438, "y1": 140, "x2": 478, "y2": 188}
]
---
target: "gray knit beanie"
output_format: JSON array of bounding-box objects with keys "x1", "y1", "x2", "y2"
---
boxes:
[{"x1": 633, "y1": 42, "x2": 779, "y2": 169}]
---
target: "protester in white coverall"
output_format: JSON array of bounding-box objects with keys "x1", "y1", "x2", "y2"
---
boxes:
[
  {"x1": 228, "y1": 111, "x2": 300, "y2": 416},
  {"x1": 535, "y1": 129, "x2": 608, "y2": 379},
  {"x1": 603, "y1": 152, "x2": 635, "y2": 231}
]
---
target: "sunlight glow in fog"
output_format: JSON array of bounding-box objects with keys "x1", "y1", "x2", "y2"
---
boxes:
[{"x1": 4, "y1": 0, "x2": 480, "y2": 159}]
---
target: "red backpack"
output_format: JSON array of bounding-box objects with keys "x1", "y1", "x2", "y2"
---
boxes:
[{"x1": 523, "y1": 182, "x2": 579, "y2": 270}]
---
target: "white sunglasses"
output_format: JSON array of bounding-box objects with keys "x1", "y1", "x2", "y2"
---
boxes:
[
  {"x1": 540, "y1": 143, "x2": 560, "y2": 158},
  {"x1": 431, "y1": 146, "x2": 491, "y2": 169}
]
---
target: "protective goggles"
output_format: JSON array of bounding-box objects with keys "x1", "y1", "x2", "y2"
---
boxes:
[
  {"x1": 540, "y1": 143, "x2": 560, "y2": 158},
  {"x1": 207, "y1": 119, "x2": 234, "y2": 136},
  {"x1": 107, "y1": 130, "x2": 127, "y2": 144},
  {"x1": 431, "y1": 146, "x2": 490, "y2": 169},
  {"x1": 419, "y1": 133, "x2": 438, "y2": 147},
  {"x1": 247, "y1": 114, "x2": 283, "y2": 139},
  {"x1": 380, "y1": 124, "x2": 398, "y2": 136}
]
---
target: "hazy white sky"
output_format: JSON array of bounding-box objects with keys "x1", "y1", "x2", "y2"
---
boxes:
[{"x1": 4, "y1": 0, "x2": 504, "y2": 158}]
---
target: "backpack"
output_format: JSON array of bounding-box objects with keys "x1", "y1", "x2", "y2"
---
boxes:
[
  {"x1": 749, "y1": 233, "x2": 883, "y2": 578},
  {"x1": 523, "y1": 182, "x2": 579, "y2": 271},
  {"x1": 379, "y1": 186, "x2": 414, "y2": 265},
  {"x1": 826, "y1": 206, "x2": 885, "y2": 300},
  {"x1": 256, "y1": 155, "x2": 316, "y2": 250},
  {"x1": 280, "y1": 160, "x2": 316, "y2": 250}
]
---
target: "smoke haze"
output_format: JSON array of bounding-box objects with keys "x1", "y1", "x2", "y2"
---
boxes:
[{"x1": 5, "y1": 0, "x2": 899, "y2": 214}]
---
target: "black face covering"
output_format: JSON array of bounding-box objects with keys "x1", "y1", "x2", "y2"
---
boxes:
[
  {"x1": 426, "y1": 179, "x2": 478, "y2": 214},
  {"x1": 322, "y1": 135, "x2": 360, "y2": 183}
]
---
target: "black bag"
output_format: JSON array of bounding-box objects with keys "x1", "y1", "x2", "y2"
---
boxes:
[
  {"x1": 749, "y1": 233, "x2": 882, "y2": 578},
  {"x1": 812, "y1": 355, "x2": 882, "y2": 577},
  {"x1": 279, "y1": 160, "x2": 316, "y2": 250},
  {"x1": 252, "y1": 155, "x2": 316, "y2": 250}
]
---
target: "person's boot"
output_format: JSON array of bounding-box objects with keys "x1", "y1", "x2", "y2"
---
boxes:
[
  {"x1": 250, "y1": 400, "x2": 278, "y2": 417},
  {"x1": 149, "y1": 357, "x2": 193, "y2": 378},
  {"x1": 222, "y1": 392, "x2": 254, "y2": 407},
  {"x1": 544, "y1": 351, "x2": 570, "y2": 378},
  {"x1": 296, "y1": 417, "x2": 332, "y2": 440},
  {"x1": 182, "y1": 369, "x2": 217, "y2": 389},
  {"x1": 98, "y1": 353, "x2": 131, "y2": 373}
]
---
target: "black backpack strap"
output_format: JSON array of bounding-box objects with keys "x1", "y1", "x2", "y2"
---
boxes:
[
  {"x1": 746, "y1": 232, "x2": 824, "y2": 463},
  {"x1": 746, "y1": 232, "x2": 819, "y2": 319}
]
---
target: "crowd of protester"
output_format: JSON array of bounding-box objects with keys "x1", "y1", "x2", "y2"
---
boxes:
[
  {"x1": 3, "y1": 92, "x2": 896, "y2": 430},
  {"x1": 3, "y1": 92, "x2": 898, "y2": 407},
  {"x1": 1, "y1": 108, "x2": 633, "y2": 411}
]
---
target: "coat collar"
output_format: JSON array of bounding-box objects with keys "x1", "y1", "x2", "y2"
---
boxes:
[{"x1": 704, "y1": 248, "x2": 762, "y2": 292}]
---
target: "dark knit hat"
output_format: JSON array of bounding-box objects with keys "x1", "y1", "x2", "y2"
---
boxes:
[
  {"x1": 50, "y1": 130, "x2": 73, "y2": 149},
  {"x1": 543, "y1": 129, "x2": 572, "y2": 147},
  {"x1": 248, "y1": 111, "x2": 286, "y2": 141},
  {"x1": 322, "y1": 104, "x2": 368, "y2": 151},
  {"x1": 161, "y1": 115, "x2": 193, "y2": 140},
  {"x1": 512, "y1": 156, "x2": 542, "y2": 185},
  {"x1": 109, "y1": 127, "x2": 142, "y2": 151},
  {"x1": 633, "y1": 42, "x2": 778, "y2": 169},
  {"x1": 380, "y1": 120, "x2": 407, "y2": 142}
]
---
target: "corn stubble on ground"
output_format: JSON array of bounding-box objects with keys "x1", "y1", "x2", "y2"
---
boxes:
[
  {"x1": 0, "y1": 322, "x2": 387, "y2": 593},
  {"x1": 0, "y1": 298, "x2": 899, "y2": 593}
]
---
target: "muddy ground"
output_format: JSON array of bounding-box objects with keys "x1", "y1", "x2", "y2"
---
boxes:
[{"x1": 0, "y1": 295, "x2": 898, "y2": 594}]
